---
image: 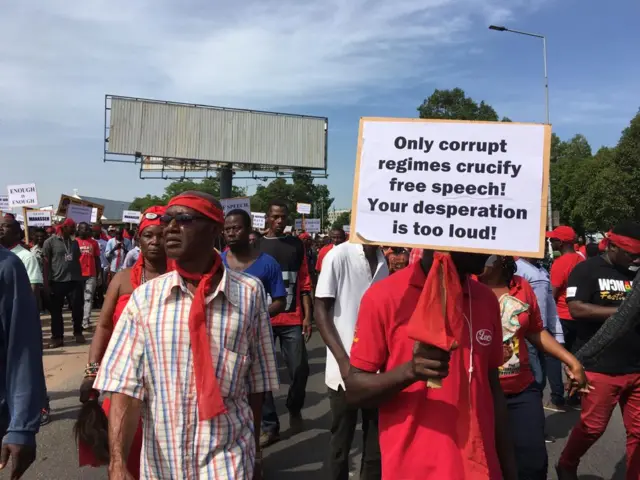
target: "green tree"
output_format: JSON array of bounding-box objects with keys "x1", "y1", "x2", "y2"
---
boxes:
[
  {"x1": 417, "y1": 88, "x2": 499, "y2": 121},
  {"x1": 250, "y1": 170, "x2": 334, "y2": 227},
  {"x1": 332, "y1": 211, "x2": 351, "y2": 230},
  {"x1": 130, "y1": 177, "x2": 245, "y2": 211}
]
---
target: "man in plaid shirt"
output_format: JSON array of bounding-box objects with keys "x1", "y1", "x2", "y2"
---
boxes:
[{"x1": 94, "y1": 192, "x2": 279, "y2": 479}]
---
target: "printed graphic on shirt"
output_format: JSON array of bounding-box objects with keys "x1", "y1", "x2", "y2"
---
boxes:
[
  {"x1": 597, "y1": 279, "x2": 633, "y2": 301},
  {"x1": 475, "y1": 329, "x2": 493, "y2": 346},
  {"x1": 79, "y1": 243, "x2": 94, "y2": 256},
  {"x1": 500, "y1": 336, "x2": 521, "y2": 376},
  {"x1": 498, "y1": 294, "x2": 528, "y2": 378}
]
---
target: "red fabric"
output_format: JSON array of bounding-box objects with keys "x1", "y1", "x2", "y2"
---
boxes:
[
  {"x1": 574, "y1": 244, "x2": 587, "y2": 258},
  {"x1": 497, "y1": 276, "x2": 544, "y2": 395},
  {"x1": 407, "y1": 252, "x2": 463, "y2": 351},
  {"x1": 167, "y1": 194, "x2": 224, "y2": 224},
  {"x1": 139, "y1": 206, "x2": 166, "y2": 234},
  {"x1": 350, "y1": 263, "x2": 504, "y2": 479},
  {"x1": 56, "y1": 218, "x2": 76, "y2": 235},
  {"x1": 550, "y1": 253, "x2": 584, "y2": 320},
  {"x1": 546, "y1": 225, "x2": 576, "y2": 243},
  {"x1": 123, "y1": 230, "x2": 132, "y2": 240},
  {"x1": 298, "y1": 232, "x2": 311, "y2": 240},
  {"x1": 77, "y1": 238, "x2": 99, "y2": 277},
  {"x1": 167, "y1": 192, "x2": 227, "y2": 419},
  {"x1": 409, "y1": 248, "x2": 423, "y2": 265},
  {"x1": 559, "y1": 371, "x2": 640, "y2": 477},
  {"x1": 602, "y1": 231, "x2": 640, "y2": 255},
  {"x1": 175, "y1": 255, "x2": 227, "y2": 420},
  {"x1": 315, "y1": 244, "x2": 334, "y2": 272},
  {"x1": 271, "y1": 245, "x2": 312, "y2": 327}
]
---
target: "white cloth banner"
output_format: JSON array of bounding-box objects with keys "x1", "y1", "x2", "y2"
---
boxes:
[
  {"x1": 221, "y1": 197, "x2": 251, "y2": 216},
  {"x1": 26, "y1": 210, "x2": 52, "y2": 227},
  {"x1": 7, "y1": 183, "x2": 38, "y2": 208},
  {"x1": 251, "y1": 212, "x2": 266, "y2": 229},
  {"x1": 66, "y1": 204, "x2": 93, "y2": 224},
  {"x1": 122, "y1": 210, "x2": 141, "y2": 224},
  {"x1": 351, "y1": 118, "x2": 549, "y2": 257}
]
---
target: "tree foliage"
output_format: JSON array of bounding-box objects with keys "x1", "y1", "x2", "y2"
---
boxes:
[
  {"x1": 250, "y1": 171, "x2": 334, "y2": 227},
  {"x1": 418, "y1": 88, "x2": 499, "y2": 121},
  {"x1": 129, "y1": 177, "x2": 245, "y2": 211},
  {"x1": 332, "y1": 211, "x2": 351, "y2": 230}
]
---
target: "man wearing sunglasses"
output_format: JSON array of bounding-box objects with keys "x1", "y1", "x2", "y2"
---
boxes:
[{"x1": 557, "y1": 221, "x2": 640, "y2": 479}]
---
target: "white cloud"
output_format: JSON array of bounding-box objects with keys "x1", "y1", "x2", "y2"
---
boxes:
[{"x1": 0, "y1": 0, "x2": 546, "y2": 143}]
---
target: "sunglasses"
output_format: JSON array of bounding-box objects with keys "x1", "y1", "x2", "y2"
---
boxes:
[{"x1": 160, "y1": 213, "x2": 207, "y2": 226}]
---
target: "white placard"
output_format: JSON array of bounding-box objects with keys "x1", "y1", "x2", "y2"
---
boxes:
[
  {"x1": 296, "y1": 202, "x2": 312, "y2": 215},
  {"x1": 7, "y1": 183, "x2": 38, "y2": 208},
  {"x1": 295, "y1": 218, "x2": 320, "y2": 233},
  {"x1": 26, "y1": 210, "x2": 52, "y2": 227},
  {"x1": 251, "y1": 212, "x2": 266, "y2": 229},
  {"x1": 66, "y1": 204, "x2": 93, "y2": 224},
  {"x1": 91, "y1": 207, "x2": 98, "y2": 223},
  {"x1": 343, "y1": 225, "x2": 351, "y2": 234},
  {"x1": 0, "y1": 195, "x2": 8, "y2": 210},
  {"x1": 16, "y1": 214, "x2": 24, "y2": 223},
  {"x1": 351, "y1": 118, "x2": 549, "y2": 257},
  {"x1": 122, "y1": 210, "x2": 141, "y2": 224},
  {"x1": 220, "y1": 197, "x2": 251, "y2": 216}
]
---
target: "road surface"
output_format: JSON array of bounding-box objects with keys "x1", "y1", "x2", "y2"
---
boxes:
[{"x1": 4, "y1": 312, "x2": 628, "y2": 479}]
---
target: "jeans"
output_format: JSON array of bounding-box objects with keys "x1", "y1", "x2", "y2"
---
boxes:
[
  {"x1": 506, "y1": 384, "x2": 548, "y2": 480},
  {"x1": 82, "y1": 276, "x2": 97, "y2": 327},
  {"x1": 328, "y1": 387, "x2": 381, "y2": 480},
  {"x1": 526, "y1": 339, "x2": 545, "y2": 390},
  {"x1": 559, "y1": 371, "x2": 640, "y2": 479},
  {"x1": 262, "y1": 325, "x2": 309, "y2": 434},
  {"x1": 546, "y1": 351, "x2": 566, "y2": 406},
  {"x1": 560, "y1": 319, "x2": 578, "y2": 353},
  {"x1": 49, "y1": 281, "x2": 84, "y2": 339}
]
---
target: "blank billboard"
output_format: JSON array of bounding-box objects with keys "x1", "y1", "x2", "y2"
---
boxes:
[{"x1": 106, "y1": 96, "x2": 327, "y2": 171}]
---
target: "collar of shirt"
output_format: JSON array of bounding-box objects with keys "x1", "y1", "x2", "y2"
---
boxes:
[{"x1": 161, "y1": 268, "x2": 240, "y2": 307}]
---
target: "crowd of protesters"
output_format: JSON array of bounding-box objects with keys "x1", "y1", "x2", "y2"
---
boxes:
[{"x1": 1, "y1": 201, "x2": 640, "y2": 479}]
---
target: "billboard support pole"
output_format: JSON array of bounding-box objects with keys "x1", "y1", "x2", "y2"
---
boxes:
[{"x1": 220, "y1": 165, "x2": 233, "y2": 200}]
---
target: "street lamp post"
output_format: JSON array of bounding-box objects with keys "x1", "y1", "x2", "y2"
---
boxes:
[{"x1": 489, "y1": 25, "x2": 553, "y2": 229}]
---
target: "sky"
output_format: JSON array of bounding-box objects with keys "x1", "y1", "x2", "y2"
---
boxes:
[{"x1": 1, "y1": 0, "x2": 639, "y2": 211}]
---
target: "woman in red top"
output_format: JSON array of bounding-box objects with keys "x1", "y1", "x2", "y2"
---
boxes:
[
  {"x1": 76, "y1": 206, "x2": 170, "y2": 478},
  {"x1": 479, "y1": 255, "x2": 590, "y2": 480}
]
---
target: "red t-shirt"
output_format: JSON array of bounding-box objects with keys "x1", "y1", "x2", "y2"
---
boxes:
[
  {"x1": 350, "y1": 262, "x2": 504, "y2": 480},
  {"x1": 77, "y1": 238, "x2": 100, "y2": 277},
  {"x1": 497, "y1": 276, "x2": 544, "y2": 395},
  {"x1": 550, "y1": 252, "x2": 584, "y2": 320},
  {"x1": 315, "y1": 244, "x2": 334, "y2": 272}
]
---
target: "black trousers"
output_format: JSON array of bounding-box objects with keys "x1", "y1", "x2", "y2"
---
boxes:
[
  {"x1": 49, "y1": 281, "x2": 84, "y2": 339},
  {"x1": 328, "y1": 387, "x2": 381, "y2": 480}
]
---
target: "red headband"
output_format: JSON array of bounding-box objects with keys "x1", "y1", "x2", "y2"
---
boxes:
[
  {"x1": 603, "y1": 231, "x2": 640, "y2": 255},
  {"x1": 139, "y1": 206, "x2": 166, "y2": 234},
  {"x1": 167, "y1": 194, "x2": 224, "y2": 224}
]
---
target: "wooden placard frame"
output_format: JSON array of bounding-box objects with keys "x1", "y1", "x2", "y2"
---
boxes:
[{"x1": 349, "y1": 117, "x2": 551, "y2": 259}]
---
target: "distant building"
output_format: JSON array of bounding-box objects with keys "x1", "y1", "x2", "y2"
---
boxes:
[
  {"x1": 77, "y1": 195, "x2": 132, "y2": 223},
  {"x1": 327, "y1": 208, "x2": 350, "y2": 227}
]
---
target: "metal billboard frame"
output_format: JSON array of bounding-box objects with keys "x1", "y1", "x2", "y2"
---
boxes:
[{"x1": 103, "y1": 95, "x2": 328, "y2": 181}]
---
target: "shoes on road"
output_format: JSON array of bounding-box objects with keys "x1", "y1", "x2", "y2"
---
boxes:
[
  {"x1": 260, "y1": 431, "x2": 280, "y2": 448},
  {"x1": 47, "y1": 338, "x2": 64, "y2": 349},
  {"x1": 555, "y1": 464, "x2": 579, "y2": 480},
  {"x1": 544, "y1": 433, "x2": 556, "y2": 443},
  {"x1": 40, "y1": 406, "x2": 51, "y2": 426},
  {"x1": 543, "y1": 401, "x2": 570, "y2": 413},
  {"x1": 289, "y1": 412, "x2": 304, "y2": 435},
  {"x1": 75, "y1": 334, "x2": 86, "y2": 344}
]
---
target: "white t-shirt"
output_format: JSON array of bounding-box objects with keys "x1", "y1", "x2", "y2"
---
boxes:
[
  {"x1": 12, "y1": 245, "x2": 43, "y2": 285},
  {"x1": 315, "y1": 242, "x2": 389, "y2": 391}
]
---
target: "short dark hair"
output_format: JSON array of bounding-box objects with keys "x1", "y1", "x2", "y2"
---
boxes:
[
  {"x1": 78, "y1": 222, "x2": 89, "y2": 230},
  {"x1": 612, "y1": 221, "x2": 640, "y2": 241},
  {"x1": 267, "y1": 200, "x2": 289, "y2": 214},
  {"x1": 331, "y1": 227, "x2": 346, "y2": 237},
  {"x1": 226, "y1": 209, "x2": 252, "y2": 229},
  {"x1": 34, "y1": 227, "x2": 46, "y2": 235},
  {"x1": 586, "y1": 243, "x2": 600, "y2": 258}
]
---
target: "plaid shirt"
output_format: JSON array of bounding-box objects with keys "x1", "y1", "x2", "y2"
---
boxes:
[{"x1": 94, "y1": 268, "x2": 279, "y2": 479}]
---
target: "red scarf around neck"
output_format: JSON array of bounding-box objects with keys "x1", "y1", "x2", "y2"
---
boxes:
[{"x1": 175, "y1": 253, "x2": 227, "y2": 420}]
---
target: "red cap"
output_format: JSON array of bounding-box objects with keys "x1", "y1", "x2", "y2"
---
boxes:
[
  {"x1": 139, "y1": 206, "x2": 166, "y2": 234},
  {"x1": 546, "y1": 226, "x2": 576, "y2": 243}
]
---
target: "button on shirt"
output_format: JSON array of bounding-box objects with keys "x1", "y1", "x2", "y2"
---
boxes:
[
  {"x1": 93, "y1": 268, "x2": 279, "y2": 480},
  {"x1": 315, "y1": 243, "x2": 388, "y2": 391}
]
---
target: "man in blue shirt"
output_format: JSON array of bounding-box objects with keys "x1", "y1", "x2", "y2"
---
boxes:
[
  {"x1": 222, "y1": 209, "x2": 287, "y2": 318},
  {"x1": 0, "y1": 246, "x2": 46, "y2": 478}
]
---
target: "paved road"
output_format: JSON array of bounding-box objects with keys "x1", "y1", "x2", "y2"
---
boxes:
[{"x1": 4, "y1": 313, "x2": 628, "y2": 479}]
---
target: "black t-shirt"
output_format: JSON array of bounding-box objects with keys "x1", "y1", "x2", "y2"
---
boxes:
[
  {"x1": 256, "y1": 235, "x2": 306, "y2": 315},
  {"x1": 567, "y1": 255, "x2": 638, "y2": 373}
]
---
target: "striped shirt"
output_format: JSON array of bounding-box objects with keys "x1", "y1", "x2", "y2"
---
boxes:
[{"x1": 94, "y1": 268, "x2": 279, "y2": 479}]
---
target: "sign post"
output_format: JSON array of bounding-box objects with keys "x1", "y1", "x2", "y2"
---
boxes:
[{"x1": 350, "y1": 118, "x2": 551, "y2": 258}]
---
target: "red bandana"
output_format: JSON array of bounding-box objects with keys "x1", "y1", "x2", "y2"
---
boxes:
[
  {"x1": 167, "y1": 194, "x2": 226, "y2": 420},
  {"x1": 602, "y1": 231, "x2": 640, "y2": 255}
]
